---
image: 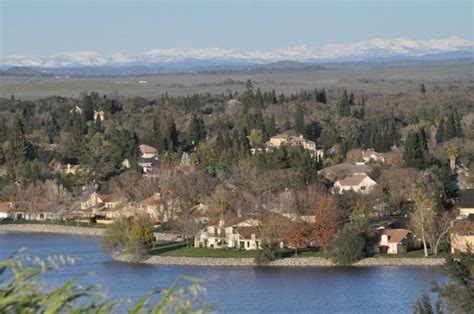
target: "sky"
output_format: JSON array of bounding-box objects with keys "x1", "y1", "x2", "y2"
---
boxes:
[{"x1": 1, "y1": 0, "x2": 473, "y2": 57}]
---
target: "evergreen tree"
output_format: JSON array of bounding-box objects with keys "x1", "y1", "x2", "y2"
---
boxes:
[
  {"x1": 264, "y1": 114, "x2": 277, "y2": 137},
  {"x1": 337, "y1": 90, "x2": 351, "y2": 117},
  {"x1": 293, "y1": 104, "x2": 305, "y2": 134},
  {"x1": 436, "y1": 118, "x2": 446, "y2": 143},
  {"x1": 420, "y1": 83, "x2": 426, "y2": 94},
  {"x1": 6, "y1": 115, "x2": 31, "y2": 180}
]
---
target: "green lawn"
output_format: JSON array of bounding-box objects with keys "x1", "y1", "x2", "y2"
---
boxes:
[
  {"x1": 371, "y1": 248, "x2": 449, "y2": 259},
  {"x1": 151, "y1": 242, "x2": 256, "y2": 258}
]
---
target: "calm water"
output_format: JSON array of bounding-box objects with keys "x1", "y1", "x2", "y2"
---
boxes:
[{"x1": 0, "y1": 232, "x2": 444, "y2": 313}]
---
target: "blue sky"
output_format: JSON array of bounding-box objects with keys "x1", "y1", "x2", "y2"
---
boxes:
[{"x1": 1, "y1": 0, "x2": 472, "y2": 56}]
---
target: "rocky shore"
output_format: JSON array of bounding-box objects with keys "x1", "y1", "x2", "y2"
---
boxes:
[
  {"x1": 113, "y1": 254, "x2": 445, "y2": 267},
  {"x1": 0, "y1": 223, "x2": 182, "y2": 242},
  {"x1": 0, "y1": 224, "x2": 105, "y2": 236}
]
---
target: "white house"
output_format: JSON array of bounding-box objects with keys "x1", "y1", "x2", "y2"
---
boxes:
[
  {"x1": 367, "y1": 228, "x2": 412, "y2": 254},
  {"x1": 194, "y1": 217, "x2": 261, "y2": 250},
  {"x1": 362, "y1": 149, "x2": 386, "y2": 163},
  {"x1": 333, "y1": 173, "x2": 377, "y2": 194}
]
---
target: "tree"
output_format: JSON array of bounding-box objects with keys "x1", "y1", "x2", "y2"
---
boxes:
[
  {"x1": 126, "y1": 217, "x2": 156, "y2": 258},
  {"x1": 284, "y1": 223, "x2": 308, "y2": 256},
  {"x1": 6, "y1": 114, "x2": 31, "y2": 181},
  {"x1": 329, "y1": 223, "x2": 366, "y2": 266},
  {"x1": 337, "y1": 90, "x2": 351, "y2": 117},
  {"x1": 293, "y1": 104, "x2": 305, "y2": 134},
  {"x1": 414, "y1": 252, "x2": 474, "y2": 313},
  {"x1": 248, "y1": 128, "x2": 265, "y2": 145},
  {"x1": 310, "y1": 191, "x2": 341, "y2": 252},
  {"x1": 420, "y1": 83, "x2": 426, "y2": 94},
  {"x1": 446, "y1": 144, "x2": 459, "y2": 171},
  {"x1": 425, "y1": 211, "x2": 454, "y2": 256},
  {"x1": 435, "y1": 118, "x2": 446, "y2": 144},
  {"x1": 409, "y1": 184, "x2": 436, "y2": 257}
]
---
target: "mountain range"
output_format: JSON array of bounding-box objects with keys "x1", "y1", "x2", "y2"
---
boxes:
[{"x1": 2, "y1": 36, "x2": 472, "y2": 69}]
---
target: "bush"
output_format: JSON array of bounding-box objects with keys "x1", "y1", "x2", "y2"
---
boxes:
[
  {"x1": 102, "y1": 215, "x2": 156, "y2": 259},
  {"x1": 329, "y1": 224, "x2": 366, "y2": 266},
  {"x1": 254, "y1": 241, "x2": 280, "y2": 265}
]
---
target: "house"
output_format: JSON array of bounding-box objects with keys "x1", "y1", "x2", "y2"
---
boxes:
[
  {"x1": 367, "y1": 227, "x2": 412, "y2": 254},
  {"x1": 80, "y1": 192, "x2": 125, "y2": 214},
  {"x1": 450, "y1": 214, "x2": 474, "y2": 253},
  {"x1": 0, "y1": 202, "x2": 13, "y2": 219},
  {"x1": 333, "y1": 173, "x2": 377, "y2": 194},
  {"x1": 55, "y1": 163, "x2": 88, "y2": 176},
  {"x1": 137, "y1": 144, "x2": 159, "y2": 175},
  {"x1": 362, "y1": 149, "x2": 386, "y2": 163},
  {"x1": 139, "y1": 144, "x2": 158, "y2": 159},
  {"x1": 93, "y1": 111, "x2": 105, "y2": 121},
  {"x1": 266, "y1": 134, "x2": 324, "y2": 161},
  {"x1": 10, "y1": 202, "x2": 66, "y2": 221},
  {"x1": 458, "y1": 189, "x2": 474, "y2": 217},
  {"x1": 318, "y1": 162, "x2": 371, "y2": 182},
  {"x1": 194, "y1": 217, "x2": 261, "y2": 250},
  {"x1": 450, "y1": 190, "x2": 474, "y2": 253}
]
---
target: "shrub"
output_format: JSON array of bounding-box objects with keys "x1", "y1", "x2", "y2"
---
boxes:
[
  {"x1": 254, "y1": 241, "x2": 280, "y2": 265},
  {"x1": 329, "y1": 224, "x2": 366, "y2": 266}
]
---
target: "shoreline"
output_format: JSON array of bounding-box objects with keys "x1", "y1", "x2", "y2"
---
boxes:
[
  {"x1": 113, "y1": 253, "x2": 445, "y2": 268},
  {"x1": 0, "y1": 224, "x2": 182, "y2": 242},
  {"x1": 0, "y1": 224, "x2": 446, "y2": 267},
  {"x1": 0, "y1": 224, "x2": 105, "y2": 236}
]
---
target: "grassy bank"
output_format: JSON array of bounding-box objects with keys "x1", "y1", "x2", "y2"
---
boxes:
[{"x1": 151, "y1": 242, "x2": 256, "y2": 258}]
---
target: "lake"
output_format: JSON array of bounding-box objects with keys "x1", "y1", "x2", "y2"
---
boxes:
[{"x1": 0, "y1": 232, "x2": 444, "y2": 313}]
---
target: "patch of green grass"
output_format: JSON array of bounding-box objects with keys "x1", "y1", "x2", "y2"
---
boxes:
[
  {"x1": 150, "y1": 242, "x2": 255, "y2": 258},
  {"x1": 371, "y1": 248, "x2": 449, "y2": 259},
  {"x1": 293, "y1": 251, "x2": 326, "y2": 258}
]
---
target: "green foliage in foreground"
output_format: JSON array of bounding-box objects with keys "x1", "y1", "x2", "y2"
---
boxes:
[
  {"x1": 0, "y1": 252, "x2": 211, "y2": 313},
  {"x1": 413, "y1": 252, "x2": 474, "y2": 314}
]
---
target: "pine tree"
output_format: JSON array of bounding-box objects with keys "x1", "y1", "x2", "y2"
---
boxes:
[
  {"x1": 337, "y1": 90, "x2": 351, "y2": 117},
  {"x1": 435, "y1": 118, "x2": 446, "y2": 143},
  {"x1": 293, "y1": 104, "x2": 305, "y2": 134},
  {"x1": 265, "y1": 114, "x2": 277, "y2": 137},
  {"x1": 445, "y1": 112, "x2": 457, "y2": 139},
  {"x1": 6, "y1": 115, "x2": 30, "y2": 180},
  {"x1": 420, "y1": 83, "x2": 426, "y2": 94}
]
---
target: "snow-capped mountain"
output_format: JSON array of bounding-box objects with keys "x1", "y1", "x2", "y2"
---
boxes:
[{"x1": 1, "y1": 36, "x2": 472, "y2": 67}]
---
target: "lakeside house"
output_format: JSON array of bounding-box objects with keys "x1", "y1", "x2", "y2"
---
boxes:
[
  {"x1": 9, "y1": 201, "x2": 66, "y2": 221},
  {"x1": 80, "y1": 192, "x2": 125, "y2": 215},
  {"x1": 367, "y1": 227, "x2": 413, "y2": 254},
  {"x1": 451, "y1": 189, "x2": 474, "y2": 253},
  {"x1": 194, "y1": 217, "x2": 262, "y2": 250},
  {"x1": 333, "y1": 173, "x2": 377, "y2": 194}
]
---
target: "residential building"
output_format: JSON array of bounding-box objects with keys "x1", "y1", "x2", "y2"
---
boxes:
[
  {"x1": 367, "y1": 227, "x2": 413, "y2": 254},
  {"x1": 458, "y1": 189, "x2": 474, "y2": 217},
  {"x1": 451, "y1": 215, "x2": 474, "y2": 253},
  {"x1": 139, "y1": 144, "x2": 158, "y2": 159},
  {"x1": 333, "y1": 173, "x2": 377, "y2": 194},
  {"x1": 93, "y1": 111, "x2": 105, "y2": 121},
  {"x1": 318, "y1": 162, "x2": 371, "y2": 182},
  {"x1": 266, "y1": 134, "x2": 324, "y2": 160},
  {"x1": 362, "y1": 149, "x2": 386, "y2": 163},
  {"x1": 194, "y1": 217, "x2": 261, "y2": 250},
  {"x1": 450, "y1": 189, "x2": 474, "y2": 253}
]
